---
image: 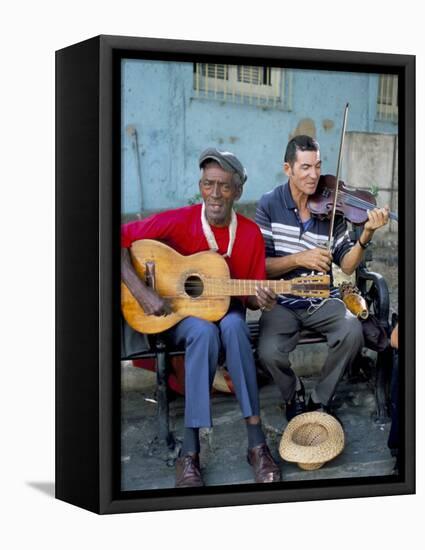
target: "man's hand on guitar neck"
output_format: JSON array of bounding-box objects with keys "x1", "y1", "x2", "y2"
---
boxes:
[
  {"x1": 247, "y1": 286, "x2": 277, "y2": 312},
  {"x1": 121, "y1": 248, "x2": 172, "y2": 316}
]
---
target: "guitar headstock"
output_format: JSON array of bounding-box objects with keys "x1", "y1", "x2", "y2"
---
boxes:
[{"x1": 290, "y1": 274, "x2": 330, "y2": 298}]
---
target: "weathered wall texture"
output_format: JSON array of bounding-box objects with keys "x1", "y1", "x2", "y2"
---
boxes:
[
  {"x1": 343, "y1": 132, "x2": 398, "y2": 235},
  {"x1": 121, "y1": 59, "x2": 398, "y2": 215}
]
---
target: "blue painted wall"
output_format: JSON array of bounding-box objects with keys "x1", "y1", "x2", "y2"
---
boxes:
[{"x1": 121, "y1": 59, "x2": 397, "y2": 214}]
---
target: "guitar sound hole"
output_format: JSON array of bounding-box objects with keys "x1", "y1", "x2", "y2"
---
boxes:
[{"x1": 184, "y1": 275, "x2": 204, "y2": 298}]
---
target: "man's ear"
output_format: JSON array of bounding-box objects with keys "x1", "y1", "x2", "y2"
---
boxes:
[
  {"x1": 234, "y1": 185, "x2": 243, "y2": 201},
  {"x1": 283, "y1": 162, "x2": 292, "y2": 178}
]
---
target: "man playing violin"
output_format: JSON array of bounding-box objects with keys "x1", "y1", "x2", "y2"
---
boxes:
[
  {"x1": 255, "y1": 135, "x2": 389, "y2": 421},
  {"x1": 122, "y1": 148, "x2": 280, "y2": 487}
]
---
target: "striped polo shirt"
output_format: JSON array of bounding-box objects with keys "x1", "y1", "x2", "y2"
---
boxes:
[{"x1": 255, "y1": 182, "x2": 353, "y2": 308}]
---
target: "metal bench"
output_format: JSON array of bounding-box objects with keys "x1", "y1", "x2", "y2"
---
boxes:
[{"x1": 122, "y1": 228, "x2": 392, "y2": 448}]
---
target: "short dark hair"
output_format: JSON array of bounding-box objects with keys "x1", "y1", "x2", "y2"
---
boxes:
[{"x1": 284, "y1": 135, "x2": 320, "y2": 166}]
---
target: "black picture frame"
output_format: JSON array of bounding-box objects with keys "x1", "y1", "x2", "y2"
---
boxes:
[{"x1": 56, "y1": 34, "x2": 415, "y2": 514}]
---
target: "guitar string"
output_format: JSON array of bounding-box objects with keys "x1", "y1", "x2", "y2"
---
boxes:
[{"x1": 182, "y1": 280, "x2": 326, "y2": 286}]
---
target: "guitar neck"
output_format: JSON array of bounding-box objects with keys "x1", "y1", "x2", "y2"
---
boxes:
[{"x1": 205, "y1": 279, "x2": 294, "y2": 296}]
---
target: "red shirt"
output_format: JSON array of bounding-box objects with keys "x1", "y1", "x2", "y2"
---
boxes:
[{"x1": 121, "y1": 204, "x2": 266, "y2": 284}]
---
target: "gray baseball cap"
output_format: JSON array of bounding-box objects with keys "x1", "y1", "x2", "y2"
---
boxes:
[{"x1": 199, "y1": 148, "x2": 248, "y2": 184}]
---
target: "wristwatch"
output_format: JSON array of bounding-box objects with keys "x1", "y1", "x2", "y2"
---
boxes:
[{"x1": 358, "y1": 238, "x2": 371, "y2": 250}]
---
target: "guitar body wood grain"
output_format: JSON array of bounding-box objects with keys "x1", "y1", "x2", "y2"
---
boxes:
[{"x1": 122, "y1": 240, "x2": 231, "y2": 334}]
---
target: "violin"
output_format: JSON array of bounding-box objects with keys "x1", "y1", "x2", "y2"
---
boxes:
[{"x1": 307, "y1": 174, "x2": 398, "y2": 225}]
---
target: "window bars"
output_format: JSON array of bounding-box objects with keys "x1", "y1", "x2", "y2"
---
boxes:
[
  {"x1": 193, "y1": 63, "x2": 291, "y2": 109},
  {"x1": 377, "y1": 74, "x2": 398, "y2": 122}
]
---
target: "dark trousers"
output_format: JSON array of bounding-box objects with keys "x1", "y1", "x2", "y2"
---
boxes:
[
  {"x1": 388, "y1": 351, "x2": 399, "y2": 452},
  {"x1": 258, "y1": 299, "x2": 364, "y2": 406}
]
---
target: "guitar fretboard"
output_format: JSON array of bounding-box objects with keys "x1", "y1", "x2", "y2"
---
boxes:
[{"x1": 203, "y1": 278, "x2": 328, "y2": 297}]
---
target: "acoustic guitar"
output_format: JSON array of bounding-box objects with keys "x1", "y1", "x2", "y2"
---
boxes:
[{"x1": 122, "y1": 240, "x2": 330, "y2": 334}]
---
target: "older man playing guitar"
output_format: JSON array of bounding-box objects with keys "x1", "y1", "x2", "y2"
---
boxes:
[{"x1": 121, "y1": 148, "x2": 281, "y2": 488}]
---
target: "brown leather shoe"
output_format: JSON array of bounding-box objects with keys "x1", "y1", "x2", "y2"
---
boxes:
[
  {"x1": 175, "y1": 453, "x2": 204, "y2": 488},
  {"x1": 247, "y1": 443, "x2": 281, "y2": 483}
]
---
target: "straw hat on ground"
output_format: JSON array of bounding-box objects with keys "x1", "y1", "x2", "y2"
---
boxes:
[{"x1": 279, "y1": 411, "x2": 345, "y2": 470}]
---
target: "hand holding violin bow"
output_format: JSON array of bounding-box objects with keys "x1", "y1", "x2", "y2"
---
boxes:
[{"x1": 296, "y1": 247, "x2": 333, "y2": 273}]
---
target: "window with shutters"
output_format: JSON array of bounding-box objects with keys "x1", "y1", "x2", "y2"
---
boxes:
[
  {"x1": 193, "y1": 63, "x2": 291, "y2": 109},
  {"x1": 376, "y1": 74, "x2": 398, "y2": 122}
]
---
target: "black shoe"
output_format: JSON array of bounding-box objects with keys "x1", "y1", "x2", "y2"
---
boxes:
[
  {"x1": 307, "y1": 396, "x2": 344, "y2": 427},
  {"x1": 286, "y1": 379, "x2": 306, "y2": 421}
]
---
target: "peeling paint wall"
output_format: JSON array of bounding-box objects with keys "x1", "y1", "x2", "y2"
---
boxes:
[
  {"x1": 122, "y1": 59, "x2": 398, "y2": 214},
  {"x1": 343, "y1": 132, "x2": 398, "y2": 235}
]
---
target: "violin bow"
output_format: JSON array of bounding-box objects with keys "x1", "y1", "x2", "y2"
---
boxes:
[{"x1": 327, "y1": 102, "x2": 349, "y2": 250}]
